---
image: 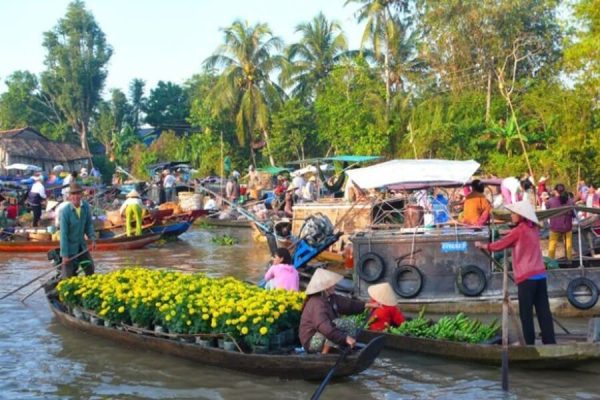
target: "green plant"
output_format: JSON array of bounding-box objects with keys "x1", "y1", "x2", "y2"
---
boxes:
[{"x1": 211, "y1": 234, "x2": 237, "y2": 246}]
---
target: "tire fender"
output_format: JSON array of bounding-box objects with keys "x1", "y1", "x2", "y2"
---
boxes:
[
  {"x1": 456, "y1": 265, "x2": 487, "y2": 297},
  {"x1": 357, "y1": 252, "x2": 386, "y2": 283},
  {"x1": 390, "y1": 265, "x2": 423, "y2": 298},
  {"x1": 567, "y1": 277, "x2": 599, "y2": 310}
]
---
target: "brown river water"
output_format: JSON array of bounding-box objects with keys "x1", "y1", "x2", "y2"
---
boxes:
[{"x1": 1, "y1": 226, "x2": 599, "y2": 400}]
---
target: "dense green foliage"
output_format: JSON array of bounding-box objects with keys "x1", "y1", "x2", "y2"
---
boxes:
[{"x1": 1, "y1": 0, "x2": 599, "y2": 186}]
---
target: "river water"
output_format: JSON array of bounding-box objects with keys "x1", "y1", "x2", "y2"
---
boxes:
[{"x1": 1, "y1": 226, "x2": 599, "y2": 400}]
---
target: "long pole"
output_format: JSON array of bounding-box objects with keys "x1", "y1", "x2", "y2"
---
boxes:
[{"x1": 501, "y1": 249, "x2": 510, "y2": 391}]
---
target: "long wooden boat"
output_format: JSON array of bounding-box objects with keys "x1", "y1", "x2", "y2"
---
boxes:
[
  {"x1": 0, "y1": 233, "x2": 162, "y2": 252},
  {"x1": 46, "y1": 294, "x2": 384, "y2": 379},
  {"x1": 358, "y1": 330, "x2": 600, "y2": 369},
  {"x1": 147, "y1": 220, "x2": 192, "y2": 238},
  {"x1": 196, "y1": 216, "x2": 253, "y2": 228}
]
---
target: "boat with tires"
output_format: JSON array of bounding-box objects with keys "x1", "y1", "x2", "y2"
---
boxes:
[
  {"x1": 358, "y1": 329, "x2": 600, "y2": 369},
  {"x1": 344, "y1": 159, "x2": 600, "y2": 317},
  {"x1": 45, "y1": 291, "x2": 384, "y2": 380}
]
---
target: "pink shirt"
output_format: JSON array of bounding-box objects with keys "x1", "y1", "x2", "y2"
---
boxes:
[
  {"x1": 487, "y1": 221, "x2": 546, "y2": 284},
  {"x1": 264, "y1": 263, "x2": 300, "y2": 291}
]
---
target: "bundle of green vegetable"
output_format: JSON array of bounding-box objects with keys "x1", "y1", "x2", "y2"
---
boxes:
[
  {"x1": 211, "y1": 234, "x2": 237, "y2": 246},
  {"x1": 387, "y1": 310, "x2": 498, "y2": 344}
]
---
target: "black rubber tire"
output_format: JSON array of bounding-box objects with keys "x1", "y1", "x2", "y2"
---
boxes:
[
  {"x1": 357, "y1": 252, "x2": 386, "y2": 283},
  {"x1": 567, "y1": 277, "x2": 599, "y2": 310},
  {"x1": 456, "y1": 265, "x2": 487, "y2": 297},
  {"x1": 390, "y1": 265, "x2": 423, "y2": 298}
]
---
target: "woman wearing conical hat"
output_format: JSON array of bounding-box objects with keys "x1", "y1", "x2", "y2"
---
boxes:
[
  {"x1": 299, "y1": 269, "x2": 370, "y2": 354},
  {"x1": 119, "y1": 189, "x2": 144, "y2": 237},
  {"x1": 366, "y1": 283, "x2": 405, "y2": 332},
  {"x1": 475, "y1": 201, "x2": 556, "y2": 345}
]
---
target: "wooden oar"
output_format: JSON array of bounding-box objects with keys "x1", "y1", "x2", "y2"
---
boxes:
[
  {"x1": 0, "y1": 268, "x2": 55, "y2": 301},
  {"x1": 310, "y1": 317, "x2": 369, "y2": 400}
]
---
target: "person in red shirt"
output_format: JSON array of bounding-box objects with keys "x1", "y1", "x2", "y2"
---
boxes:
[
  {"x1": 367, "y1": 282, "x2": 405, "y2": 331},
  {"x1": 6, "y1": 198, "x2": 18, "y2": 220},
  {"x1": 475, "y1": 201, "x2": 556, "y2": 345}
]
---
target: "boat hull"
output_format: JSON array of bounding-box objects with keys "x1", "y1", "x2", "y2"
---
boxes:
[
  {"x1": 0, "y1": 233, "x2": 162, "y2": 252},
  {"x1": 47, "y1": 297, "x2": 384, "y2": 379},
  {"x1": 358, "y1": 330, "x2": 600, "y2": 368},
  {"x1": 196, "y1": 217, "x2": 253, "y2": 228}
]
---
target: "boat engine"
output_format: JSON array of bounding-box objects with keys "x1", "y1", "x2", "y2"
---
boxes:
[{"x1": 299, "y1": 213, "x2": 334, "y2": 247}]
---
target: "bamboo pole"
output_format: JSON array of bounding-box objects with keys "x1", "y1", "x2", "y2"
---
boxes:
[{"x1": 501, "y1": 248, "x2": 510, "y2": 391}]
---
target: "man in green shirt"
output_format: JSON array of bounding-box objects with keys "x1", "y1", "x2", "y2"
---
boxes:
[{"x1": 59, "y1": 183, "x2": 96, "y2": 278}]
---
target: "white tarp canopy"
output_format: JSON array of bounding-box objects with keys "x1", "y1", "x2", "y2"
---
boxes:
[
  {"x1": 345, "y1": 159, "x2": 481, "y2": 189},
  {"x1": 4, "y1": 163, "x2": 42, "y2": 172}
]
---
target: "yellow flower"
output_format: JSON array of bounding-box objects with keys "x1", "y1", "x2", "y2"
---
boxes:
[
  {"x1": 241, "y1": 326, "x2": 249, "y2": 335},
  {"x1": 186, "y1": 320, "x2": 192, "y2": 326},
  {"x1": 118, "y1": 306, "x2": 125, "y2": 313},
  {"x1": 259, "y1": 326, "x2": 268, "y2": 335}
]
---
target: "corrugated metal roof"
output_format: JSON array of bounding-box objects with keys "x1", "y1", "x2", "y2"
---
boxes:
[{"x1": 0, "y1": 137, "x2": 90, "y2": 161}]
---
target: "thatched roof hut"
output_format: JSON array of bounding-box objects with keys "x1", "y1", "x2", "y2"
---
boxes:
[{"x1": 0, "y1": 127, "x2": 90, "y2": 174}]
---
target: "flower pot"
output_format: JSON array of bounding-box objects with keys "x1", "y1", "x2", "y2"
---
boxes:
[
  {"x1": 103, "y1": 319, "x2": 113, "y2": 328},
  {"x1": 269, "y1": 335, "x2": 282, "y2": 350},
  {"x1": 179, "y1": 337, "x2": 194, "y2": 343},
  {"x1": 90, "y1": 316, "x2": 102, "y2": 326},
  {"x1": 223, "y1": 340, "x2": 237, "y2": 352},
  {"x1": 195, "y1": 337, "x2": 215, "y2": 348},
  {"x1": 252, "y1": 344, "x2": 269, "y2": 354},
  {"x1": 285, "y1": 329, "x2": 295, "y2": 345},
  {"x1": 217, "y1": 338, "x2": 225, "y2": 349},
  {"x1": 72, "y1": 307, "x2": 84, "y2": 320},
  {"x1": 154, "y1": 325, "x2": 166, "y2": 334}
]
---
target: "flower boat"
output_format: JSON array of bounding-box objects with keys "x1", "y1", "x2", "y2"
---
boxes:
[
  {"x1": 0, "y1": 232, "x2": 162, "y2": 252},
  {"x1": 47, "y1": 268, "x2": 383, "y2": 379}
]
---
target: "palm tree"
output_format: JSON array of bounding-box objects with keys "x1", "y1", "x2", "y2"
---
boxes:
[
  {"x1": 346, "y1": 0, "x2": 397, "y2": 119},
  {"x1": 203, "y1": 20, "x2": 286, "y2": 167},
  {"x1": 284, "y1": 12, "x2": 348, "y2": 101}
]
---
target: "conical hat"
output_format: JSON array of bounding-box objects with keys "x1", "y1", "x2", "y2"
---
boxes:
[
  {"x1": 45, "y1": 200, "x2": 59, "y2": 212},
  {"x1": 367, "y1": 282, "x2": 398, "y2": 306},
  {"x1": 126, "y1": 189, "x2": 140, "y2": 198},
  {"x1": 305, "y1": 269, "x2": 344, "y2": 295},
  {"x1": 505, "y1": 200, "x2": 539, "y2": 224}
]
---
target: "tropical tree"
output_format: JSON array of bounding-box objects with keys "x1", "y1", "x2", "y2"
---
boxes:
[
  {"x1": 346, "y1": 0, "x2": 398, "y2": 120},
  {"x1": 40, "y1": 0, "x2": 112, "y2": 151},
  {"x1": 284, "y1": 12, "x2": 348, "y2": 100},
  {"x1": 128, "y1": 78, "x2": 146, "y2": 129},
  {"x1": 203, "y1": 20, "x2": 286, "y2": 167},
  {"x1": 92, "y1": 89, "x2": 131, "y2": 161},
  {"x1": 145, "y1": 81, "x2": 189, "y2": 130}
]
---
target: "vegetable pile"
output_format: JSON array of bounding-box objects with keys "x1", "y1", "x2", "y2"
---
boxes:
[{"x1": 388, "y1": 310, "x2": 499, "y2": 344}]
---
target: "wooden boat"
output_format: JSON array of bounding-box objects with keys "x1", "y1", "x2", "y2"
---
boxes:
[
  {"x1": 0, "y1": 233, "x2": 162, "y2": 252},
  {"x1": 147, "y1": 220, "x2": 192, "y2": 238},
  {"x1": 358, "y1": 330, "x2": 600, "y2": 369},
  {"x1": 46, "y1": 294, "x2": 384, "y2": 379},
  {"x1": 196, "y1": 216, "x2": 253, "y2": 228}
]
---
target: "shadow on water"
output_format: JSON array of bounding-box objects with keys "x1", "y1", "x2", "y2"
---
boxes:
[{"x1": 2, "y1": 225, "x2": 600, "y2": 399}]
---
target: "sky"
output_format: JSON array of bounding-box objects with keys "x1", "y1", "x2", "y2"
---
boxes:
[{"x1": 0, "y1": 0, "x2": 365, "y2": 96}]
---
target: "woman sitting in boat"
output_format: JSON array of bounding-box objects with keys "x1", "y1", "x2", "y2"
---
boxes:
[
  {"x1": 299, "y1": 269, "x2": 369, "y2": 354},
  {"x1": 263, "y1": 248, "x2": 299, "y2": 291},
  {"x1": 475, "y1": 201, "x2": 556, "y2": 345},
  {"x1": 366, "y1": 283, "x2": 405, "y2": 332}
]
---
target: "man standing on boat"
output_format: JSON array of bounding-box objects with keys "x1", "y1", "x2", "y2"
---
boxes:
[
  {"x1": 28, "y1": 174, "x2": 47, "y2": 227},
  {"x1": 475, "y1": 201, "x2": 556, "y2": 345},
  {"x1": 59, "y1": 183, "x2": 96, "y2": 278}
]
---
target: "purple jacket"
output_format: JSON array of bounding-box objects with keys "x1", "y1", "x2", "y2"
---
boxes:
[
  {"x1": 264, "y1": 263, "x2": 299, "y2": 291},
  {"x1": 546, "y1": 196, "x2": 574, "y2": 233}
]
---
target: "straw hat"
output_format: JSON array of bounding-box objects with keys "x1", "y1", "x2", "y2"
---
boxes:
[
  {"x1": 305, "y1": 269, "x2": 344, "y2": 295},
  {"x1": 504, "y1": 200, "x2": 539, "y2": 224},
  {"x1": 539, "y1": 176, "x2": 547, "y2": 182},
  {"x1": 286, "y1": 184, "x2": 297, "y2": 192},
  {"x1": 68, "y1": 182, "x2": 84, "y2": 194},
  {"x1": 367, "y1": 283, "x2": 398, "y2": 306},
  {"x1": 308, "y1": 175, "x2": 317, "y2": 182},
  {"x1": 126, "y1": 189, "x2": 140, "y2": 198}
]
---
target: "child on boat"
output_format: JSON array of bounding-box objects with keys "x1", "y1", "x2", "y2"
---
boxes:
[
  {"x1": 366, "y1": 282, "x2": 405, "y2": 331},
  {"x1": 263, "y1": 248, "x2": 300, "y2": 291}
]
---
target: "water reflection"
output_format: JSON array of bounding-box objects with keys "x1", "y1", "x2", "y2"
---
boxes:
[{"x1": 1, "y1": 226, "x2": 600, "y2": 399}]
